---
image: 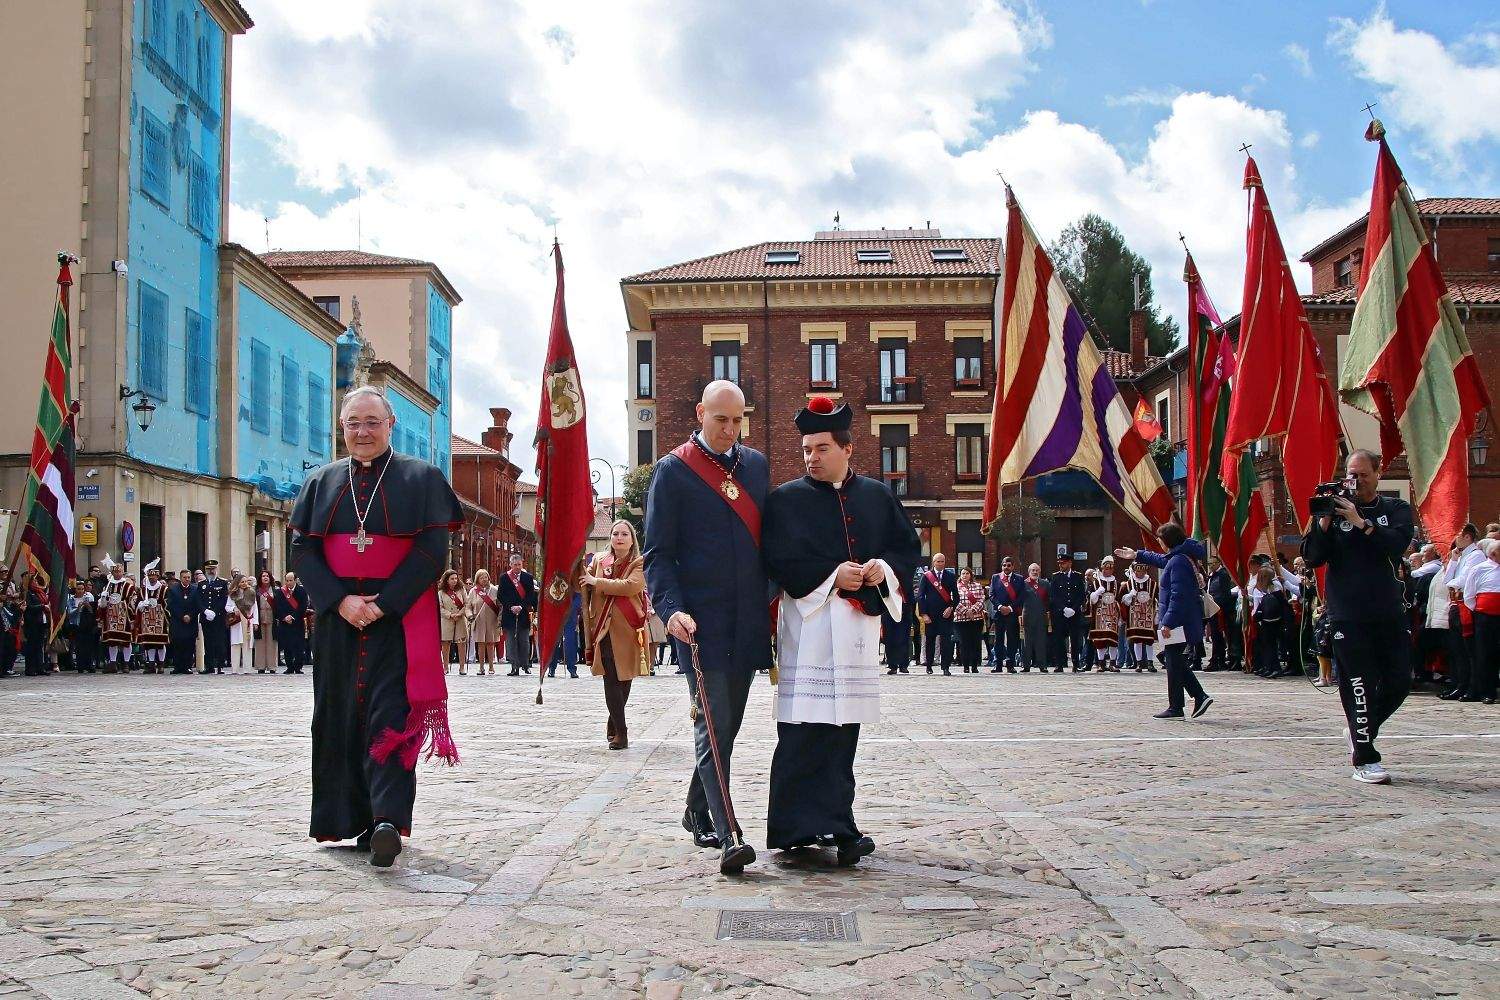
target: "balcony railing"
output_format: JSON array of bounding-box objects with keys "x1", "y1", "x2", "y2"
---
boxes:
[{"x1": 866, "y1": 375, "x2": 924, "y2": 406}]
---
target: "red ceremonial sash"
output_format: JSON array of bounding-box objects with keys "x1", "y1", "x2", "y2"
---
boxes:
[
  {"x1": 508, "y1": 570, "x2": 529, "y2": 601},
  {"x1": 671, "y1": 441, "x2": 761, "y2": 546},
  {"x1": 479, "y1": 587, "x2": 501, "y2": 614},
  {"x1": 282, "y1": 586, "x2": 300, "y2": 612},
  {"x1": 924, "y1": 570, "x2": 952, "y2": 604},
  {"x1": 325, "y1": 533, "x2": 457, "y2": 769},
  {"x1": 1027, "y1": 579, "x2": 1049, "y2": 608},
  {"x1": 1001, "y1": 575, "x2": 1018, "y2": 602}
]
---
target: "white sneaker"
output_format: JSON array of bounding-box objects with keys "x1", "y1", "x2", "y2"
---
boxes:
[{"x1": 1352, "y1": 763, "x2": 1390, "y2": 784}]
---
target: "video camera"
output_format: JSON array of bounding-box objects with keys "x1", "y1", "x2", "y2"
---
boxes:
[{"x1": 1309, "y1": 479, "x2": 1355, "y2": 519}]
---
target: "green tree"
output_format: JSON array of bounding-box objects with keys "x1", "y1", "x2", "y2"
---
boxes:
[
  {"x1": 1051, "y1": 214, "x2": 1179, "y2": 357},
  {"x1": 619, "y1": 463, "x2": 653, "y2": 539},
  {"x1": 984, "y1": 493, "x2": 1057, "y2": 547}
]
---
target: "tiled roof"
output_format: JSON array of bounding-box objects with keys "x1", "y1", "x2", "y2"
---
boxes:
[
  {"x1": 623, "y1": 236, "x2": 1002, "y2": 283},
  {"x1": 261, "y1": 249, "x2": 432, "y2": 269},
  {"x1": 1301, "y1": 198, "x2": 1500, "y2": 262},
  {"x1": 1103, "y1": 348, "x2": 1164, "y2": 380},
  {"x1": 451, "y1": 434, "x2": 500, "y2": 457},
  {"x1": 1302, "y1": 277, "x2": 1500, "y2": 306},
  {"x1": 516, "y1": 481, "x2": 537, "y2": 495}
]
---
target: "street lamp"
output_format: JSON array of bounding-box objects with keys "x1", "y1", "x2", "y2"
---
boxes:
[
  {"x1": 590, "y1": 458, "x2": 626, "y2": 519},
  {"x1": 1471, "y1": 411, "x2": 1490, "y2": 468},
  {"x1": 119, "y1": 384, "x2": 156, "y2": 432}
]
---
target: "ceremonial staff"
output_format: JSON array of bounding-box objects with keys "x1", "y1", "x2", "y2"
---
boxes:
[{"x1": 687, "y1": 640, "x2": 748, "y2": 854}]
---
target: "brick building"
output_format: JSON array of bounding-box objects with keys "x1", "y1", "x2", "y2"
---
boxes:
[
  {"x1": 1129, "y1": 197, "x2": 1500, "y2": 552},
  {"x1": 448, "y1": 407, "x2": 530, "y2": 580},
  {"x1": 623, "y1": 228, "x2": 1019, "y2": 572}
]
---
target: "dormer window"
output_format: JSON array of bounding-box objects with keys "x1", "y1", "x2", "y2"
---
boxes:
[
  {"x1": 856, "y1": 248, "x2": 892, "y2": 263},
  {"x1": 931, "y1": 247, "x2": 968, "y2": 262},
  {"x1": 765, "y1": 250, "x2": 800, "y2": 265},
  {"x1": 1335, "y1": 254, "x2": 1354, "y2": 288}
]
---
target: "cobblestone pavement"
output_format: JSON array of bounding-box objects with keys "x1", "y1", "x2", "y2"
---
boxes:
[{"x1": 0, "y1": 668, "x2": 1495, "y2": 999}]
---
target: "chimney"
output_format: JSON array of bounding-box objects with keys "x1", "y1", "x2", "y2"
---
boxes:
[
  {"x1": 482, "y1": 407, "x2": 512, "y2": 454},
  {"x1": 1129, "y1": 310, "x2": 1147, "y2": 373}
]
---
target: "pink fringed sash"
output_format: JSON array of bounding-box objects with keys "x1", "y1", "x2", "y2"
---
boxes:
[{"x1": 326, "y1": 533, "x2": 458, "y2": 769}]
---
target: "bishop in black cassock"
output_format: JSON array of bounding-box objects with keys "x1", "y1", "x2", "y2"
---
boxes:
[
  {"x1": 291, "y1": 421, "x2": 462, "y2": 868},
  {"x1": 762, "y1": 397, "x2": 921, "y2": 866}
]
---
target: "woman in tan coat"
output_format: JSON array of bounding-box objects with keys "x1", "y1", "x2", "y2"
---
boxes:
[
  {"x1": 438, "y1": 570, "x2": 470, "y2": 676},
  {"x1": 468, "y1": 568, "x2": 502, "y2": 675},
  {"x1": 253, "y1": 571, "x2": 279, "y2": 674},
  {"x1": 581, "y1": 520, "x2": 649, "y2": 750}
]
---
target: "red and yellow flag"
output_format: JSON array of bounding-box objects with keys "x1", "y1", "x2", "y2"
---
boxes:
[
  {"x1": 532, "y1": 242, "x2": 592, "y2": 700},
  {"x1": 1340, "y1": 120, "x2": 1492, "y2": 545}
]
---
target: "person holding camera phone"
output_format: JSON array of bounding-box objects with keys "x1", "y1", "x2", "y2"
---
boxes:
[{"x1": 1301, "y1": 450, "x2": 1414, "y2": 785}]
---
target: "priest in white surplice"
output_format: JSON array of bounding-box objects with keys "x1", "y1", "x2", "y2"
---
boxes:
[{"x1": 762, "y1": 396, "x2": 921, "y2": 866}]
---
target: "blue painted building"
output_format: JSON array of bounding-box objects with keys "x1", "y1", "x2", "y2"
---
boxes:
[
  {"x1": 426, "y1": 283, "x2": 452, "y2": 475},
  {"x1": 125, "y1": 0, "x2": 229, "y2": 477},
  {"x1": 234, "y1": 280, "x2": 336, "y2": 494}
]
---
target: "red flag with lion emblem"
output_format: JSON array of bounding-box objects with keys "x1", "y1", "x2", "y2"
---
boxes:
[{"x1": 533, "y1": 241, "x2": 591, "y2": 702}]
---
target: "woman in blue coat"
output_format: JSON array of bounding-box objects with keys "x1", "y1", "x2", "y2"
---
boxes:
[{"x1": 1116, "y1": 522, "x2": 1214, "y2": 720}]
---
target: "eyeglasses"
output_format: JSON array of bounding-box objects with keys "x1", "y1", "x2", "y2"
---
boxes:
[{"x1": 341, "y1": 419, "x2": 389, "y2": 432}]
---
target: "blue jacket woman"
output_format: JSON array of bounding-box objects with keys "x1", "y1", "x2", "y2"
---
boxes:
[{"x1": 1134, "y1": 537, "x2": 1207, "y2": 645}]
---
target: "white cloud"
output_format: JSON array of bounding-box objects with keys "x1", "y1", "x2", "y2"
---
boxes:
[
  {"x1": 1282, "y1": 42, "x2": 1314, "y2": 78},
  {"x1": 228, "y1": 1, "x2": 1369, "y2": 469},
  {"x1": 1331, "y1": 9, "x2": 1500, "y2": 170}
]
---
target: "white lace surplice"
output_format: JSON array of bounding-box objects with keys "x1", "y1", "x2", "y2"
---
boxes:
[{"x1": 775, "y1": 560, "x2": 901, "y2": 726}]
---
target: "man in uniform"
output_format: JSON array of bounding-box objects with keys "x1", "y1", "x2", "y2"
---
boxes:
[
  {"x1": 916, "y1": 553, "x2": 957, "y2": 675},
  {"x1": 100, "y1": 560, "x2": 137, "y2": 672},
  {"x1": 644, "y1": 380, "x2": 770, "y2": 876},
  {"x1": 498, "y1": 553, "x2": 537, "y2": 675},
  {"x1": 291, "y1": 386, "x2": 463, "y2": 867},
  {"x1": 763, "y1": 397, "x2": 921, "y2": 866},
  {"x1": 167, "y1": 569, "x2": 199, "y2": 674},
  {"x1": 135, "y1": 563, "x2": 170, "y2": 673},
  {"x1": 197, "y1": 560, "x2": 231, "y2": 674},
  {"x1": 1050, "y1": 554, "x2": 1088, "y2": 672}
]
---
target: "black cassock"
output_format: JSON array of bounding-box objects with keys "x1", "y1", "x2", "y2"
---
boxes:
[
  {"x1": 291, "y1": 448, "x2": 462, "y2": 842},
  {"x1": 762, "y1": 472, "x2": 921, "y2": 849}
]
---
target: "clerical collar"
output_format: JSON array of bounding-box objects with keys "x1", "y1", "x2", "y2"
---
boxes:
[
  {"x1": 807, "y1": 468, "x2": 856, "y2": 491},
  {"x1": 354, "y1": 448, "x2": 394, "y2": 470}
]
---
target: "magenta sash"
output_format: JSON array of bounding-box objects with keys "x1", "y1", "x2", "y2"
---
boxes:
[{"x1": 325, "y1": 533, "x2": 457, "y2": 769}]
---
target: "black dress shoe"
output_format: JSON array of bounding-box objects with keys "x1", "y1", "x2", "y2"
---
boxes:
[
  {"x1": 898, "y1": 667, "x2": 909, "y2": 674},
  {"x1": 1439, "y1": 688, "x2": 1462, "y2": 700},
  {"x1": 1006, "y1": 665, "x2": 1016, "y2": 674},
  {"x1": 887, "y1": 668, "x2": 898, "y2": 675},
  {"x1": 834, "y1": 835, "x2": 875, "y2": 867},
  {"x1": 354, "y1": 829, "x2": 373, "y2": 852},
  {"x1": 925, "y1": 666, "x2": 933, "y2": 674},
  {"x1": 682, "y1": 809, "x2": 719, "y2": 850},
  {"x1": 369, "y1": 822, "x2": 402, "y2": 868},
  {"x1": 1484, "y1": 698, "x2": 1497, "y2": 705},
  {"x1": 1459, "y1": 694, "x2": 1483, "y2": 702},
  {"x1": 720, "y1": 840, "x2": 756, "y2": 876}
]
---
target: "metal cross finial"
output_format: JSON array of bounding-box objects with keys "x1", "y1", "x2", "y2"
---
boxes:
[
  {"x1": 1361, "y1": 101, "x2": 1378, "y2": 119},
  {"x1": 1177, "y1": 232, "x2": 1188, "y2": 250},
  {"x1": 1238, "y1": 142, "x2": 1253, "y2": 156}
]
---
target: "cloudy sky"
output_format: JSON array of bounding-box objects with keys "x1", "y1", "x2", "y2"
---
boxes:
[{"x1": 227, "y1": 1, "x2": 1499, "y2": 471}]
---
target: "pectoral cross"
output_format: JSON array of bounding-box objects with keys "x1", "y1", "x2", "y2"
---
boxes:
[
  {"x1": 853, "y1": 637, "x2": 866, "y2": 657},
  {"x1": 350, "y1": 530, "x2": 372, "y2": 554}
]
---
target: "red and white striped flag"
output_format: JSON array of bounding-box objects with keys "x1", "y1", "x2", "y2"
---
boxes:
[{"x1": 1340, "y1": 120, "x2": 1492, "y2": 544}]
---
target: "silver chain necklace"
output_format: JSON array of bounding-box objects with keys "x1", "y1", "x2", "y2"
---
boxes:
[{"x1": 346, "y1": 452, "x2": 392, "y2": 554}]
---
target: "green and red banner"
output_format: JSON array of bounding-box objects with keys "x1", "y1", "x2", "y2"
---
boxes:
[
  {"x1": 1340, "y1": 120, "x2": 1492, "y2": 545},
  {"x1": 15, "y1": 255, "x2": 80, "y2": 639},
  {"x1": 1185, "y1": 252, "x2": 1266, "y2": 588}
]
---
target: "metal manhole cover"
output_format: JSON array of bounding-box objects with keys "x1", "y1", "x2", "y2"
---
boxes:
[{"x1": 715, "y1": 910, "x2": 859, "y2": 942}]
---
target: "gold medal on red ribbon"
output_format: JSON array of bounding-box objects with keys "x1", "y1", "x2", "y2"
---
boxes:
[{"x1": 720, "y1": 479, "x2": 741, "y2": 501}]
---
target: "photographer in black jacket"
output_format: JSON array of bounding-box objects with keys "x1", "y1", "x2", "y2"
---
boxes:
[{"x1": 1301, "y1": 450, "x2": 1414, "y2": 786}]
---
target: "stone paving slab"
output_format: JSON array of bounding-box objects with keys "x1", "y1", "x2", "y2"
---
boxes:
[{"x1": 0, "y1": 670, "x2": 1495, "y2": 998}]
